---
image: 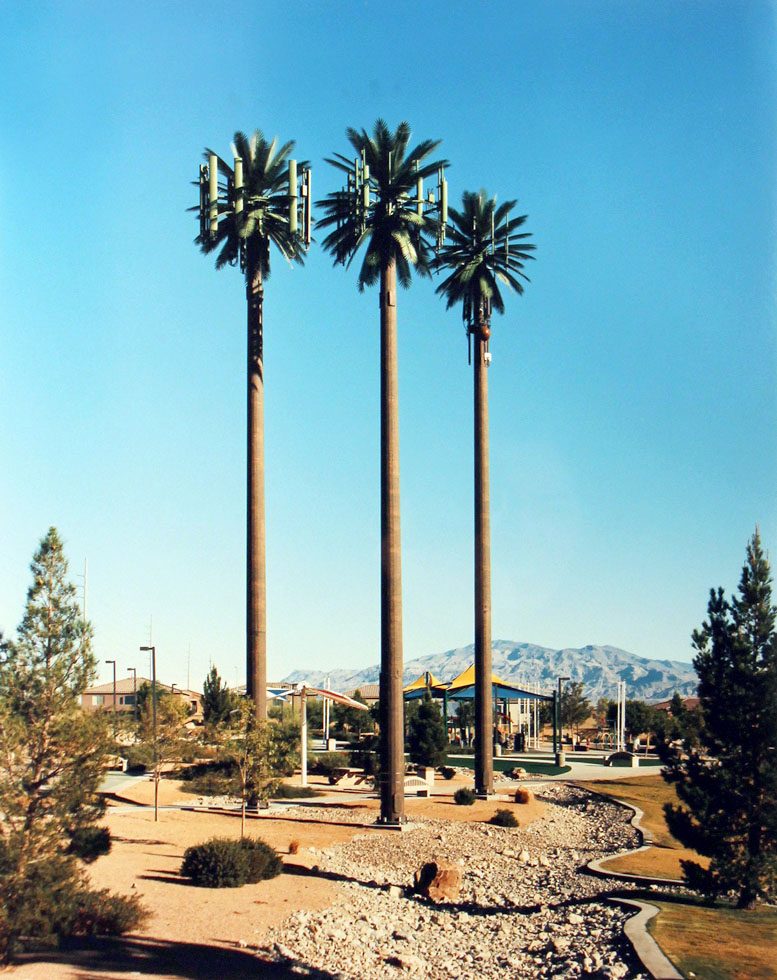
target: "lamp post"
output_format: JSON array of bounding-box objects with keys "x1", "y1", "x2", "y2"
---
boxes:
[
  {"x1": 105, "y1": 660, "x2": 117, "y2": 735},
  {"x1": 556, "y1": 676, "x2": 570, "y2": 765},
  {"x1": 127, "y1": 667, "x2": 137, "y2": 721},
  {"x1": 140, "y1": 645, "x2": 158, "y2": 822}
]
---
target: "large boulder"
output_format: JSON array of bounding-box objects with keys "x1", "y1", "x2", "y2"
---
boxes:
[{"x1": 413, "y1": 860, "x2": 462, "y2": 902}]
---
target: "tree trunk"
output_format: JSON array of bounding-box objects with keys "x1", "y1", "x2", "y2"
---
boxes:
[
  {"x1": 474, "y1": 327, "x2": 494, "y2": 796},
  {"x1": 378, "y1": 257, "x2": 405, "y2": 824},
  {"x1": 246, "y1": 258, "x2": 267, "y2": 721}
]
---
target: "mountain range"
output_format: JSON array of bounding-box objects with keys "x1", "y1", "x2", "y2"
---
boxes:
[{"x1": 282, "y1": 640, "x2": 698, "y2": 702}]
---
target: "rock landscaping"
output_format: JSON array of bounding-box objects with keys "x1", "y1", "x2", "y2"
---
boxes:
[{"x1": 259, "y1": 783, "x2": 650, "y2": 978}]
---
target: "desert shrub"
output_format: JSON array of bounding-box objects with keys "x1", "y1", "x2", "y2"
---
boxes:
[
  {"x1": 490, "y1": 808, "x2": 518, "y2": 828},
  {"x1": 240, "y1": 838, "x2": 282, "y2": 882},
  {"x1": 181, "y1": 838, "x2": 245, "y2": 888},
  {"x1": 439, "y1": 766, "x2": 456, "y2": 780},
  {"x1": 268, "y1": 720, "x2": 301, "y2": 777},
  {"x1": 179, "y1": 759, "x2": 237, "y2": 782},
  {"x1": 514, "y1": 787, "x2": 534, "y2": 805},
  {"x1": 272, "y1": 784, "x2": 320, "y2": 799},
  {"x1": 350, "y1": 735, "x2": 379, "y2": 775},
  {"x1": 180, "y1": 837, "x2": 281, "y2": 888},
  {"x1": 67, "y1": 827, "x2": 111, "y2": 863},
  {"x1": 310, "y1": 751, "x2": 349, "y2": 777},
  {"x1": 176, "y1": 740, "x2": 200, "y2": 764},
  {"x1": 186, "y1": 773, "x2": 235, "y2": 797},
  {"x1": 123, "y1": 744, "x2": 152, "y2": 773},
  {"x1": 66, "y1": 888, "x2": 149, "y2": 936},
  {"x1": 453, "y1": 787, "x2": 476, "y2": 806}
]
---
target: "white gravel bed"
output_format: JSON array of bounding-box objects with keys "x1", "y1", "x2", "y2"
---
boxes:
[{"x1": 260, "y1": 784, "x2": 650, "y2": 979}]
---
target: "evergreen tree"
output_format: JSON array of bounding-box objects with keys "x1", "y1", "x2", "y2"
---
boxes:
[
  {"x1": 0, "y1": 529, "x2": 144, "y2": 961},
  {"x1": 661, "y1": 530, "x2": 777, "y2": 908},
  {"x1": 407, "y1": 693, "x2": 448, "y2": 767},
  {"x1": 202, "y1": 666, "x2": 237, "y2": 725},
  {"x1": 332, "y1": 689, "x2": 369, "y2": 737}
]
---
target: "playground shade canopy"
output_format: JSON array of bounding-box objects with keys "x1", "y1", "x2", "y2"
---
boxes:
[
  {"x1": 443, "y1": 664, "x2": 553, "y2": 702},
  {"x1": 403, "y1": 671, "x2": 449, "y2": 700},
  {"x1": 294, "y1": 685, "x2": 369, "y2": 709}
]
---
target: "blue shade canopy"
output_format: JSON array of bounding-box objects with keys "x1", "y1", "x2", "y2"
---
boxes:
[{"x1": 402, "y1": 663, "x2": 553, "y2": 702}]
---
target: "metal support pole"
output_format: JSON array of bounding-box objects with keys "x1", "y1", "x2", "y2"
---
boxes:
[
  {"x1": 300, "y1": 689, "x2": 308, "y2": 787},
  {"x1": 552, "y1": 690, "x2": 558, "y2": 754}
]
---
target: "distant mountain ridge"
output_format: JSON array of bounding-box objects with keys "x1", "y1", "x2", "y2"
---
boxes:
[{"x1": 281, "y1": 640, "x2": 698, "y2": 702}]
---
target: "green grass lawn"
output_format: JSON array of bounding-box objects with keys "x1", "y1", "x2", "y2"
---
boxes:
[
  {"x1": 648, "y1": 899, "x2": 777, "y2": 980},
  {"x1": 449, "y1": 755, "x2": 570, "y2": 776},
  {"x1": 578, "y1": 774, "x2": 707, "y2": 880}
]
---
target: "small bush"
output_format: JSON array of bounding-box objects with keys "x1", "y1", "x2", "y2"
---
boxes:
[
  {"x1": 184, "y1": 773, "x2": 235, "y2": 797},
  {"x1": 240, "y1": 838, "x2": 282, "y2": 883},
  {"x1": 490, "y1": 808, "x2": 518, "y2": 828},
  {"x1": 350, "y1": 735, "x2": 379, "y2": 775},
  {"x1": 67, "y1": 827, "x2": 111, "y2": 863},
  {"x1": 67, "y1": 888, "x2": 149, "y2": 936},
  {"x1": 123, "y1": 744, "x2": 152, "y2": 773},
  {"x1": 453, "y1": 787, "x2": 476, "y2": 806},
  {"x1": 272, "y1": 784, "x2": 320, "y2": 799},
  {"x1": 310, "y1": 751, "x2": 349, "y2": 777},
  {"x1": 289, "y1": 839, "x2": 300, "y2": 855},
  {"x1": 514, "y1": 787, "x2": 534, "y2": 805},
  {"x1": 439, "y1": 766, "x2": 456, "y2": 780},
  {"x1": 179, "y1": 759, "x2": 237, "y2": 782},
  {"x1": 180, "y1": 837, "x2": 281, "y2": 888}
]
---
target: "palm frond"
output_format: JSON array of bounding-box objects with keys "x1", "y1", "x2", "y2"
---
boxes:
[{"x1": 433, "y1": 188, "x2": 535, "y2": 327}]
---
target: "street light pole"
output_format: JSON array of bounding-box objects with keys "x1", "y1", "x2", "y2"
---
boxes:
[
  {"x1": 127, "y1": 667, "x2": 137, "y2": 721},
  {"x1": 557, "y1": 676, "x2": 570, "y2": 765},
  {"x1": 105, "y1": 660, "x2": 117, "y2": 735},
  {"x1": 140, "y1": 646, "x2": 158, "y2": 822}
]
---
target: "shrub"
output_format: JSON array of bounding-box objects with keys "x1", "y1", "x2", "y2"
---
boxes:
[
  {"x1": 272, "y1": 784, "x2": 320, "y2": 799},
  {"x1": 180, "y1": 836, "x2": 281, "y2": 888},
  {"x1": 514, "y1": 787, "x2": 534, "y2": 805},
  {"x1": 123, "y1": 744, "x2": 152, "y2": 774},
  {"x1": 67, "y1": 827, "x2": 111, "y2": 863},
  {"x1": 439, "y1": 766, "x2": 456, "y2": 780},
  {"x1": 310, "y1": 751, "x2": 349, "y2": 777},
  {"x1": 184, "y1": 773, "x2": 235, "y2": 797},
  {"x1": 289, "y1": 839, "x2": 300, "y2": 855},
  {"x1": 66, "y1": 888, "x2": 149, "y2": 936},
  {"x1": 350, "y1": 734, "x2": 379, "y2": 775},
  {"x1": 453, "y1": 787, "x2": 476, "y2": 806},
  {"x1": 240, "y1": 838, "x2": 282, "y2": 883},
  {"x1": 490, "y1": 808, "x2": 518, "y2": 828},
  {"x1": 179, "y1": 759, "x2": 237, "y2": 782}
]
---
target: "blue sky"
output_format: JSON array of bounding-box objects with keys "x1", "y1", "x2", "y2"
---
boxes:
[{"x1": 1, "y1": 1, "x2": 775, "y2": 691}]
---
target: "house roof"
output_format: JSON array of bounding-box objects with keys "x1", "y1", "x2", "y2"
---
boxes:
[
  {"x1": 653, "y1": 696, "x2": 700, "y2": 712},
  {"x1": 344, "y1": 684, "x2": 380, "y2": 701},
  {"x1": 83, "y1": 677, "x2": 202, "y2": 697}
]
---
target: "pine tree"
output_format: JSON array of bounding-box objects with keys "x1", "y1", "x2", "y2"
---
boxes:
[
  {"x1": 0, "y1": 529, "x2": 145, "y2": 960},
  {"x1": 202, "y1": 666, "x2": 237, "y2": 725},
  {"x1": 407, "y1": 693, "x2": 448, "y2": 768},
  {"x1": 662, "y1": 530, "x2": 777, "y2": 908}
]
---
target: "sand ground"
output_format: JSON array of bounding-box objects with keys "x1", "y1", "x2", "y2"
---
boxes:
[{"x1": 8, "y1": 775, "x2": 543, "y2": 979}]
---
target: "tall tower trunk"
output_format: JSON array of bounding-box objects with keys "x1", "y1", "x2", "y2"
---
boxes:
[
  {"x1": 378, "y1": 256, "x2": 405, "y2": 824},
  {"x1": 246, "y1": 260, "x2": 267, "y2": 721},
  {"x1": 474, "y1": 327, "x2": 493, "y2": 795}
]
